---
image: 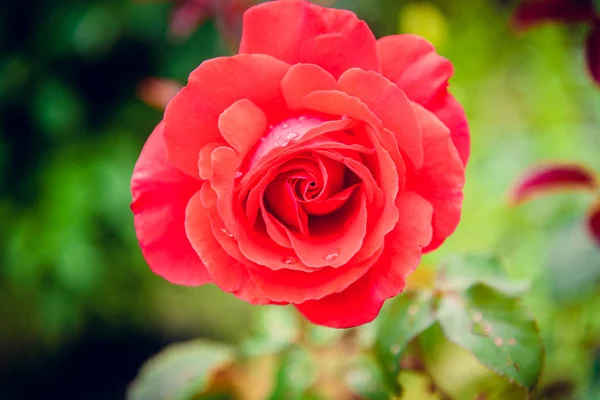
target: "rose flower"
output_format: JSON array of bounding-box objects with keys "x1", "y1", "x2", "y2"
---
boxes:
[{"x1": 131, "y1": 0, "x2": 468, "y2": 328}]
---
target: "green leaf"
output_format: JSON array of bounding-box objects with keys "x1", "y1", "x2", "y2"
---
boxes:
[
  {"x1": 344, "y1": 355, "x2": 389, "y2": 400},
  {"x1": 240, "y1": 305, "x2": 300, "y2": 357},
  {"x1": 375, "y1": 292, "x2": 436, "y2": 394},
  {"x1": 440, "y1": 255, "x2": 529, "y2": 296},
  {"x1": 267, "y1": 346, "x2": 315, "y2": 400},
  {"x1": 437, "y1": 284, "x2": 544, "y2": 390},
  {"x1": 127, "y1": 340, "x2": 234, "y2": 400}
]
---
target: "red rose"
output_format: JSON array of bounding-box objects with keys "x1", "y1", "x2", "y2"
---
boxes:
[{"x1": 131, "y1": 0, "x2": 468, "y2": 328}]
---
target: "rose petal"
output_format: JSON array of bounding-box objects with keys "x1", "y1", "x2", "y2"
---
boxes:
[
  {"x1": 338, "y1": 68, "x2": 424, "y2": 168},
  {"x1": 131, "y1": 122, "x2": 210, "y2": 286},
  {"x1": 376, "y1": 34, "x2": 470, "y2": 165},
  {"x1": 163, "y1": 54, "x2": 289, "y2": 178},
  {"x1": 264, "y1": 176, "x2": 308, "y2": 232},
  {"x1": 241, "y1": 118, "x2": 356, "y2": 189},
  {"x1": 377, "y1": 35, "x2": 453, "y2": 106},
  {"x1": 511, "y1": 163, "x2": 597, "y2": 204},
  {"x1": 288, "y1": 190, "x2": 368, "y2": 268},
  {"x1": 295, "y1": 191, "x2": 433, "y2": 328},
  {"x1": 427, "y1": 93, "x2": 470, "y2": 166},
  {"x1": 240, "y1": 0, "x2": 325, "y2": 66},
  {"x1": 302, "y1": 184, "x2": 359, "y2": 215},
  {"x1": 409, "y1": 104, "x2": 465, "y2": 252},
  {"x1": 301, "y1": 90, "x2": 382, "y2": 129},
  {"x1": 210, "y1": 146, "x2": 243, "y2": 239},
  {"x1": 247, "y1": 245, "x2": 383, "y2": 303},
  {"x1": 240, "y1": 0, "x2": 379, "y2": 78},
  {"x1": 218, "y1": 98, "x2": 268, "y2": 156},
  {"x1": 281, "y1": 63, "x2": 338, "y2": 109},
  {"x1": 586, "y1": 22, "x2": 600, "y2": 86},
  {"x1": 185, "y1": 191, "x2": 272, "y2": 304}
]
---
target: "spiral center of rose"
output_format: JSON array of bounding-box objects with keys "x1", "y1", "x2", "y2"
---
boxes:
[{"x1": 236, "y1": 114, "x2": 369, "y2": 254}]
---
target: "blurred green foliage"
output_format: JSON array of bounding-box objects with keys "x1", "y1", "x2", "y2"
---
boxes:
[{"x1": 1, "y1": 0, "x2": 600, "y2": 398}]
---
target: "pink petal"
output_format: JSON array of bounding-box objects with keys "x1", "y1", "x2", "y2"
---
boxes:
[
  {"x1": 239, "y1": 0, "x2": 379, "y2": 78},
  {"x1": 218, "y1": 98, "x2": 268, "y2": 156},
  {"x1": 338, "y1": 68, "x2": 424, "y2": 168},
  {"x1": 295, "y1": 191, "x2": 433, "y2": 328},
  {"x1": 185, "y1": 191, "x2": 272, "y2": 304},
  {"x1": 247, "y1": 245, "x2": 383, "y2": 304},
  {"x1": 287, "y1": 190, "x2": 368, "y2": 268},
  {"x1": 376, "y1": 34, "x2": 470, "y2": 165},
  {"x1": 131, "y1": 122, "x2": 210, "y2": 286},
  {"x1": 163, "y1": 54, "x2": 289, "y2": 178},
  {"x1": 409, "y1": 103, "x2": 465, "y2": 252},
  {"x1": 281, "y1": 63, "x2": 338, "y2": 109}
]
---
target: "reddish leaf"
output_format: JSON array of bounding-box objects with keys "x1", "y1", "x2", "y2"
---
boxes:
[
  {"x1": 589, "y1": 203, "x2": 600, "y2": 247},
  {"x1": 513, "y1": 0, "x2": 595, "y2": 30},
  {"x1": 137, "y1": 78, "x2": 183, "y2": 110},
  {"x1": 214, "y1": 0, "x2": 255, "y2": 50},
  {"x1": 511, "y1": 164, "x2": 597, "y2": 204},
  {"x1": 586, "y1": 22, "x2": 600, "y2": 85},
  {"x1": 170, "y1": 0, "x2": 213, "y2": 39}
]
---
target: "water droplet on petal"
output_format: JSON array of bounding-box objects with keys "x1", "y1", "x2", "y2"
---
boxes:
[
  {"x1": 268, "y1": 125, "x2": 274, "y2": 130},
  {"x1": 282, "y1": 123, "x2": 289, "y2": 129},
  {"x1": 235, "y1": 171, "x2": 243, "y2": 179},
  {"x1": 298, "y1": 116, "x2": 306, "y2": 121},
  {"x1": 282, "y1": 256, "x2": 297, "y2": 265},
  {"x1": 220, "y1": 228, "x2": 234, "y2": 238},
  {"x1": 324, "y1": 251, "x2": 340, "y2": 262},
  {"x1": 341, "y1": 115, "x2": 348, "y2": 120},
  {"x1": 286, "y1": 132, "x2": 298, "y2": 141}
]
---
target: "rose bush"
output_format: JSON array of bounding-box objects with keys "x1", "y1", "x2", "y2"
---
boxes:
[{"x1": 131, "y1": 0, "x2": 468, "y2": 328}]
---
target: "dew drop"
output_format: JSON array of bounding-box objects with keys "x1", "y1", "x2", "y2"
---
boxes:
[
  {"x1": 298, "y1": 116, "x2": 307, "y2": 121},
  {"x1": 282, "y1": 256, "x2": 297, "y2": 265},
  {"x1": 282, "y1": 123, "x2": 289, "y2": 129},
  {"x1": 235, "y1": 171, "x2": 243, "y2": 179},
  {"x1": 341, "y1": 115, "x2": 348, "y2": 120},
  {"x1": 324, "y1": 251, "x2": 340, "y2": 262},
  {"x1": 494, "y1": 337, "x2": 504, "y2": 347},
  {"x1": 220, "y1": 228, "x2": 234, "y2": 238},
  {"x1": 286, "y1": 132, "x2": 299, "y2": 141},
  {"x1": 268, "y1": 125, "x2": 274, "y2": 130}
]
